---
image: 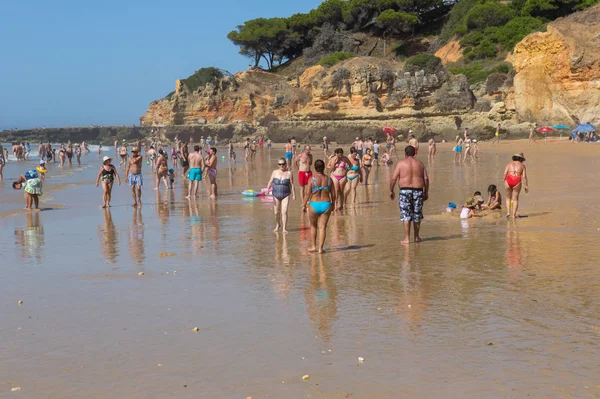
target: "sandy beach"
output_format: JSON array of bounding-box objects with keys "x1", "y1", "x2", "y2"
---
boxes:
[{"x1": 1, "y1": 139, "x2": 599, "y2": 398}]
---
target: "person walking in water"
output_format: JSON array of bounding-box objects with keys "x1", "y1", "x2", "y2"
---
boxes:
[
  {"x1": 186, "y1": 145, "x2": 204, "y2": 199},
  {"x1": 267, "y1": 158, "x2": 296, "y2": 233},
  {"x1": 95, "y1": 156, "x2": 121, "y2": 208},
  {"x1": 295, "y1": 145, "x2": 313, "y2": 204},
  {"x1": 390, "y1": 146, "x2": 429, "y2": 245},
  {"x1": 492, "y1": 124, "x2": 501, "y2": 145},
  {"x1": 503, "y1": 153, "x2": 529, "y2": 218},
  {"x1": 205, "y1": 147, "x2": 218, "y2": 198},
  {"x1": 126, "y1": 147, "x2": 143, "y2": 207},
  {"x1": 285, "y1": 139, "x2": 294, "y2": 168},
  {"x1": 302, "y1": 159, "x2": 335, "y2": 254}
]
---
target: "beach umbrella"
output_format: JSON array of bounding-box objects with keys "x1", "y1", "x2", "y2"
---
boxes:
[
  {"x1": 536, "y1": 126, "x2": 554, "y2": 133},
  {"x1": 574, "y1": 123, "x2": 595, "y2": 133},
  {"x1": 383, "y1": 126, "x2": 396, "y2": 136},
  {"x1": 552, "y1": 125, "x2": 570, "y2": 129}
]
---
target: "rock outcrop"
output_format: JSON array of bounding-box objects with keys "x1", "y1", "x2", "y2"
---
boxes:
[
  {"x1": 513, "y1": 4, "x2": 600, "y2": 125},
  {"x1": 141, "y1": 57, "x2": 475, "y2": 127}
]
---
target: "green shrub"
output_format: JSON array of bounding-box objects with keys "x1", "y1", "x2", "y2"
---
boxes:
[
  {"x1": 465, "y1": 2, "x2": 514, "y2": 30},
  {"x1": 181, "y1": 67, "x2": 224, "y2": 92},
  {"x1": 403, "y1": 54, "x2": 443, "y2": 75},
  {"x1": 440, "y1": 0, "x2": 482, "y2": 42},
  {"x1": 448, "y1": 62, "x2": 492, "y2": 84},
  {"x1": 494, "y1": 16, "x2": 545, "y2": 50},
  {"x1": 493, "y1": 63, "x2": 512, "y2": 74},
  {"x1": 317, "y1": 52, "x2": 356, "y2": 67},
  {"x1": 453, "y1": 24, "x2": 468, "y2": 37},
  {"x1": 472, "y1": 39, "x2": 497, "y2": 59}
]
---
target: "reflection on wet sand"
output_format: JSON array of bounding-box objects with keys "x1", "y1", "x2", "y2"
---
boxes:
[
  {"x1": 98, "y1": 208, "x2": 118, "y2": 264},
  {"x1": 14, "y1": 211, "x2": 45, "y2": 263},
  {"x1": 304, "y1": 254, "x2": 338, "y2": 344},
  {"x1": 128, "y1": 207, "x2": 145, "y2": 266}
]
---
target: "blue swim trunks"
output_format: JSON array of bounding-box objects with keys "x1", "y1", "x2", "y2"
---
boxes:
[
  {"x1": 189, "y1": 168, "x2": 202, "y2": 181},
  {"x1": 456, "y1": 145, "x2": 463, "y2": 153},
  {"x1": 128, "y1": 173, "x2": 143, "y2": 187},
  {"x1": 285, "y1": 151, "x2": 293, "y2": 159}
]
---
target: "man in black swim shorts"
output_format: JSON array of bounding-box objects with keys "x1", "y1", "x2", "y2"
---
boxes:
[{"x1": 389, "y1": 145, "x2": 429, "y2": 244}]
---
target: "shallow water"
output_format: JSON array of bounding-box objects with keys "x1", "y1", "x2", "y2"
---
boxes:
[{"x1": 1, "y1": 142, "x2": 599, "y2": 398}]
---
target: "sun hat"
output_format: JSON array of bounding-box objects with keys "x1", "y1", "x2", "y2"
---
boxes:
[
  {"x1": 513, "y1": 152, "x2": 526, "y2": 161},
  {"x1": 464, "y1": 197, "x2": 476, "y2": 208},
  {"x1": 102, "y1": 156, "x2": 112, "y2": 163},
  {"x1": 39, "y1": 159, "x2": 46, "y2": 165}
]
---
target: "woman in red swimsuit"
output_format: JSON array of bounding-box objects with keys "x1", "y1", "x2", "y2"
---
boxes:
[{"x1": 503, "y1": 153, "x2": 529, "y2": 218}]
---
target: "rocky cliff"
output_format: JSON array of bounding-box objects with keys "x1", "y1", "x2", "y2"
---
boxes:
[
  {"x1": 513, "y1": 4, "x2": 600, "y2": 125},
  {"x1": 140, "y1": 4, "x2": 600, "y2": 140}
]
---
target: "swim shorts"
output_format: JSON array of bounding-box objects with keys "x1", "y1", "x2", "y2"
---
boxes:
[
  {"x1": 374, "y1": 153, "x2": 379, "y2": 160},
  {"x1": 285, "y1": 151, "x2": 293, "y2": 159},
  {"x1": 456, "y1": 146, "x2": 463, "y2": 153},
  {"x1": 207, "y1": 168, "x2": 217, "y2": 180},
  {"x1": 398, "y1": 188, "x2": 424, "y2": 223},
  {"x1": 189, "y1": 168, "x2": 202, "y2": 181},
  {"x1": 24, "y1": 178, "x2": 42, "y2": 195},
  {"x1": 298, "y1": 170, "x2": 313, "y2": 187},
  {"x1": 128, "y1": 173, "x2": 143, "y2": 187}
]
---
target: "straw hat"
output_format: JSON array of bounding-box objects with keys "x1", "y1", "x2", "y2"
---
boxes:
[
  {"x1": 464, "y1": 197, "x2": 476, "y2": 208},
  {"x1": 102, "y1": 156, "x2": 112, "y2": 163},
  {"x1": 513, "y1": 152, "x2": 526, "y2": 161}
]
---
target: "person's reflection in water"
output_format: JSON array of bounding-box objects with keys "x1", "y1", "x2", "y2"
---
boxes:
[
  {"x1": 506, "y1": 224, "x2": 526, "y2": 283},
  {"x1": 396, "y1": 244, "x2": 428, "y2": 336},
  {"x1": 14, "y1": 211, "x2": 45, "y2": 264},
  {"x1": 128, "y1": 207, "x2": 145, "y2": 266},
  {"x1": 208, "y1": 199, "x2": 219, "y2": 250},
  {"x1": 188, "y1": 200, "x2": 205, "y2": 254},
  {"x1": 98, "y1": 208, "x2": 118, "y2": 264},
  {"x1": 156, "y1": 189, "x2": 170, "y2": 243},
  {"x1": 304, "y1": 254, "x2": 338, "y2": 343},
  {"x1": 273, "y1": 233, "x2": 294, "y2": 299}
]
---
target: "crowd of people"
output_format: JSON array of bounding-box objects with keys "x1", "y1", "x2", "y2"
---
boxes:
[{"x1": 6, "y1": 128, "x2": 532, "y2": 252}]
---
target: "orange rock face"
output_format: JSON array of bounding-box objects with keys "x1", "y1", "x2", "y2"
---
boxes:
[
  {"x1": 435, "y1": 40, "x2": 463, "y2": 65},
  {"x1": 512, "y1": 4, "x2": 600, "y2": 125}
]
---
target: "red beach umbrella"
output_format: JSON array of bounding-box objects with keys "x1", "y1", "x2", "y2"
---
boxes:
[
  {"x1": 383, "y1": 126, "x2": 396, "y2": 136},
  {"x1": 536, "y1": 126, "x2": 555, "y2": 133}
]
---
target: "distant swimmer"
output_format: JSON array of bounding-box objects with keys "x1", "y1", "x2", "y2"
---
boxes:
[
  {"x1": 492, "y1": 124, "x2": 501, "y2": 145},
  {"x1": 327, "y1": 148, "x2": 351, "y2": 211},
  {"x1": 250, "y1": 141, "x2": 257, "y2": 161},
  {"x1": 302, "y1": 159, "x2": 335, "y2": 254},
  {"x1": 428, "y1": 137, "x2": 436, "y2": 159},
  {"x1": 295, "y1": 145, "x2": 313, "y2": 204},
  {"x1": 126, "y1": 147, "x2": 143, "y2": 207},
  {"x1": 267, "y1": 157, "x2": 296, "y2": 233},
  {"x1": 503, "y1": 153, "x2": 529, "y2": 218},
  {"x1": 362, "y1": 148, "x2": 373, "y2": 186},
  {"x1": 205, "y1": 147, "x2": 218, "y2": 198},
  {"x1": 408, "y1": 134, "x2": 419, "y2": 156},
  {"x1": 285, "y1": 139, "x2": 293, "y2": 167},
  {"x1": 390, "y1": 146, "x2": 429, "y2": 245},
  {"x1": 155, "y1": 149, "x2": 170, "y2": 190},
  {"x1": 59, "y1": 144, "x2": 66, "y2": 167},
  {"x1": 118, "y1": 142, "x2": 128, "y2": 167},
  {"x1": 186, "y1": 145, "x2": 205, "y2": 199},
  {"x1": 346, "y1": 147, "x2": 361, "y2": 206},
  {"x1": 96, "y1": 156, "x2": 121, "y2": 208}
]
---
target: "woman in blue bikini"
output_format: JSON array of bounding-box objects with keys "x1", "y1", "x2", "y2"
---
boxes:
[
  {"x1": 303, "y1": 159, "x2": 335, "y2": 254},
  {"x1": 345, "y1": 147, "x2": 361, "y2": 206}
]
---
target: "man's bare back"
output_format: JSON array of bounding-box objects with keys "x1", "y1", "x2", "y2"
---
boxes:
[
  {"x1": 391, "y1": 157, "x2": 427, "y2": 192},
  {"x1": 188, "y1": 151, "x2": 203, "y2": 169}
]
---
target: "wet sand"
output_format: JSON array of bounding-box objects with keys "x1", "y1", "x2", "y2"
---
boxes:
[{"x1": 1, "y1": 140, "x2": 599, "y2": 398}]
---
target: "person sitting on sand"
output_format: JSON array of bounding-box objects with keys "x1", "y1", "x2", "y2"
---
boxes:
[
  {"x1": 504, "y1": 153, "x2": 529, "y2": 218},
  {"x1": 473, "y1": 191, "x2": 485, "y2": 210},
  {"x1": 381, "y1": 152, "x2": 392, "y2": 165},
  {"x1": 482, "y1": 185, "x2": 502, "y2": 210},
  {"x1": 460, "y1": 197, "x2": 479, "y2": 219}
]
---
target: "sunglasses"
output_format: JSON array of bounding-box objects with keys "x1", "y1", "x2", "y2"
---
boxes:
[{"x1": 278, "y1": 163, "x2": 286, "y2": 166}]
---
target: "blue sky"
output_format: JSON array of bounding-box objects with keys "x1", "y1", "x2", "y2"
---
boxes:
[{"x1": 0, "y1": 0, "x2": 322, "y2": 129}]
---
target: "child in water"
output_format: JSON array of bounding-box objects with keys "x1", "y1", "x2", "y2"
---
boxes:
[
  {"x1": 12, "y1": 170, "x2": 43, "y2": 209},
  {"x1": 167, "y1": 168, "x2": 175, "y2": 189}
]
